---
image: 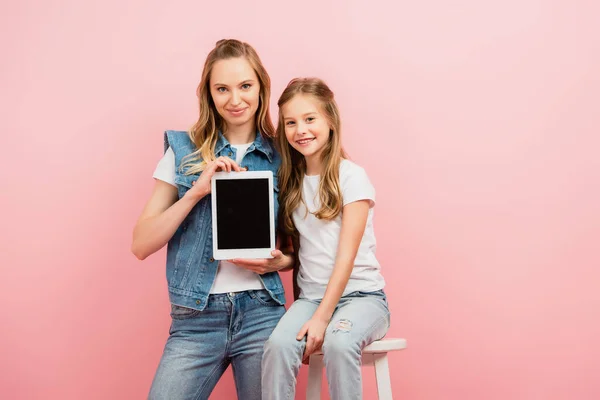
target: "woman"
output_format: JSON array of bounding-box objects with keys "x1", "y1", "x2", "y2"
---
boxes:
[{"x1": 131, "y1": 39, "x2": 293, "y2": 400}]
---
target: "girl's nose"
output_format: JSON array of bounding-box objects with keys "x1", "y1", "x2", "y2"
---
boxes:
[{"x1": 296, "y1": 122, "x2": 307, "y2": 135}]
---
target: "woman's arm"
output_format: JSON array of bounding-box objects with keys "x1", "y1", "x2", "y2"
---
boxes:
[
  {"x1": 131, "y1": 180, "x2": 200, "y2": 260},
  {"x1": 131, "y1": 156, "x2": 242, "y2": 260},
  {"x1": 230, "y1": 233, "x2": 295, "y2": 273},
  {"x1": 296, "y1": 200, "x2": 370, "y2": 360}
]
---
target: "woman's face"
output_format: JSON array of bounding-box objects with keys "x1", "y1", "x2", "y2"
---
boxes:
[{"x1": 209, "y1": 57, "x2": 261, "y2": 134}]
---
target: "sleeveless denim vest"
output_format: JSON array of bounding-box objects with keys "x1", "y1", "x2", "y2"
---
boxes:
[{"x1": 163, "y1": 130, "x2": 285, "y2": 310}]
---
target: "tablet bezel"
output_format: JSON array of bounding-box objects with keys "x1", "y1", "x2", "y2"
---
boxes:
[{"x1": 211, "y1": 170, "x2": 275, "y2": 260}]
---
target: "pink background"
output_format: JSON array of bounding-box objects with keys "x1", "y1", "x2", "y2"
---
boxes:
[{"x1": 1, "y1": 0, "x2": 599, "y2": 399}]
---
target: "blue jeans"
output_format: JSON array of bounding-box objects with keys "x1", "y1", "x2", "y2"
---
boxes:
[
  {"x1": 262, "y1": 290, "x2": 390, "y2": 400},
  {"x1": 149, "y1": 290, "x2": 285, "y2": 400}
]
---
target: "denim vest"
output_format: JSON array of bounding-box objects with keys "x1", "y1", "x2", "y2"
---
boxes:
[{"x1": 163, "y1": 130, "x2": 285, "y2": 310}]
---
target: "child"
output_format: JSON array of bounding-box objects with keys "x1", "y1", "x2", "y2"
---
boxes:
[{"x1": 262, "y1": 78, "x2": 390, "y2": 400}]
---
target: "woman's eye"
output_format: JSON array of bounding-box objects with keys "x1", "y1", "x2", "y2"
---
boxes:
[
  {"x1": 241, "y1": 83, "x2": 251, "y2": 90},
  {"x1": 217, "y1": 87, "x2": 227, "y2": 93}
]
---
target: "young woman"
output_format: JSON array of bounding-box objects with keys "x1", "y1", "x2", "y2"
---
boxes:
[{"x1": 131, "y1": 39, "x2": 293, "y2": 400}]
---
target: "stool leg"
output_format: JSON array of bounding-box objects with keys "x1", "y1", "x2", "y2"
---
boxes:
[
  {"x1": 373, "y1": 353, "x2": 393, "y2": 400},
  {"x1": 307, "y1": 354, "x2": 324, "y2": 400}
]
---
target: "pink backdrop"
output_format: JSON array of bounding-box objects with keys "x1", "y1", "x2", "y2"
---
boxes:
[{"x1": 1, "y1": 0, "x2": 599, "y2": 399}]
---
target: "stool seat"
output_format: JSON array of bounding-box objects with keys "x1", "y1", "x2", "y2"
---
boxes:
[
  {"x1": 312, "y1": 338, "x2": 407, "y2": 355},
  {"x1": 307, "y1": 338, "x2": 407, "y2": 400}
]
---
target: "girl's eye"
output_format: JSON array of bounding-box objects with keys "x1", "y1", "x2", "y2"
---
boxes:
[
  {"x1": 217, "y1": 87, "x2": 227, "y2": 93},
  {"x1": 285, "y1": 121, "x2": 295, "y2": 126},
  {"x1": 241, "y1": 83, "x2": 251, "y2": 90},
  {"x1": 306, "y1": 117, "x2": 315, "y2": 122}
]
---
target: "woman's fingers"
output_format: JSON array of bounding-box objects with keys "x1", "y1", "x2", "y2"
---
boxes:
[
  {"x1": 213, "y1": 156, "x2": 243, "y2": 172},
  {"x1": 208, "y1": 156, "x2": 245, "y2": 173}
]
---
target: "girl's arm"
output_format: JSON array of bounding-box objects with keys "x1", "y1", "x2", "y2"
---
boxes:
[
  {"x1": 131, "y1": 156, "x2": 241, "y2": 260},
  {"x1": 296, "y1": 199, "x2": 371, "y2": 360}
]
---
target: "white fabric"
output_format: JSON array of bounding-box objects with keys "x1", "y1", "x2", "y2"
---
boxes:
[
  {"x1": 153, "y1": 143, "x2": 264, "y2": 293},
  {"x1": 152, "y1": 147, "x2": 177, "y2": 186},
  {"x1": 294, "y1": 159, "x2": 385, "y2": 300}
]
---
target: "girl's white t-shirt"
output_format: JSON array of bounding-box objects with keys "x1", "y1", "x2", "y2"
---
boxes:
[
  {"x1": 152, "y1": 144, "x2": 265, "y2": 294},
  {"x1": 294, "y1": 159, "x2": 385, "y2": 300}
]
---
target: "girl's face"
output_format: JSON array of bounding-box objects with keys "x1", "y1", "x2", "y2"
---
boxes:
[
  {"x1": 281, "y1": 94, "x2": 331, "y2": 163},
  {"x1": 209, "y1": 57, "x2": 261, "y2": 134}
]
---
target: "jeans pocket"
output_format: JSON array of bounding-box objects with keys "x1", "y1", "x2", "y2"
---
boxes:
[
  {"x1": 249, "y1": 290, "x2": 280, "y2": 307},
  {"x1": 346, "y1": 289, "x2": 385, "y2": 299},
  {"x1": 170, "y1": 304, "x2": 202, "y2": 320},
  {"x1": 362, "y1": 289, "x2": 387, "y2": 303},
  {"x1": 344, "y1": 290, "x2": 389, "y2": 311}
]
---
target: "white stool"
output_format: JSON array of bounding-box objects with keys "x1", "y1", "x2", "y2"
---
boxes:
[{"x1": 306, "y1": 338, "x2": 407, "y2": 400}]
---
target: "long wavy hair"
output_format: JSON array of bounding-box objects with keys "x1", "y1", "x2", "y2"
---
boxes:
[
  {"x1": 276, "y1": 78, "x2": 347, "y2": 235},
  {"x1": 182, "y1": 39, "x2": 275, "y2": 174}
]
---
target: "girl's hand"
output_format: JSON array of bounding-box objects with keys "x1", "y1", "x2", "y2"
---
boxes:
[
  {"x1": 296, "y1": 316, "x2": 329, "y2": 363},
  {"x1": 230, "y1": 250, "x2": 293, "y2": 274},
  {"x1": 185, "y1": 156, "x2": 243, "y2": 201}
]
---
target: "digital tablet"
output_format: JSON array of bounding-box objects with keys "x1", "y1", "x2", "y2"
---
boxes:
[{"x1": 211, "y1": 170, "x2": 275, "y2": 260}]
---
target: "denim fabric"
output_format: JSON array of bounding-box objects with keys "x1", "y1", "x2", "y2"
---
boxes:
[
  {"x1": 262, "y1": 290, "x2": 390, "y2": 400},
  {"x1": 149, "y1": 290, "x2": 285, "y2": 400},
  {"x1": 163, "y1": 130, "x2": 285, "y2": 311}
]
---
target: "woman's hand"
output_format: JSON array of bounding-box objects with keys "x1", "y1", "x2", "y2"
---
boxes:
[
  {"x1": 230, "y1": 250, "x2": 293, "y2": 274},
  {"x1": 296, "y1": 316, "x2": 330, "y2": 363},
  {"x1": 185, "y1": 156, "x2": 243, "y2": 202}
]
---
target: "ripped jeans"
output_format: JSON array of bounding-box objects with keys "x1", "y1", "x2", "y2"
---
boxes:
[{"x1": 261, "y1": 290, "x2": 390, "y2": 400}]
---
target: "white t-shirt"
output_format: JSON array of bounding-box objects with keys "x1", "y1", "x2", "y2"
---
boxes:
[
  {"x1": 294, "y1": 159, "x2": 385, "y2": 300},
  {"x1": 153, "y1": 143, "x2": 265, "y2": 294}
]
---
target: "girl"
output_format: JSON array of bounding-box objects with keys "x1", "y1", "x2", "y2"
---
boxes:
[
  {"x1": 261, "y1": 78, "x2": 390, "y2": 400},
  {"x1": 131, "y1": 39, "x2": 293, "y2": 400}
]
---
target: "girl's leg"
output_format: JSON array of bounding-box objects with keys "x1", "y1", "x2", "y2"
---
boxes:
[
  {"x1": 261, "y1": 298, "x2": 319, "y2": 400},
  {"x1": 148, "y1": 297, "x2": 231, "y2": 400},
  {"x1": 322, "y1": 290, "x2": 390, "y2": 400},
  {"x1": 229, "y1": 290, "x2": 286, "y2": 400}
]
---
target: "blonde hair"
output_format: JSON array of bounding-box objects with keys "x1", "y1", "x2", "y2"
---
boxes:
[
  {"x1": 183, "y1": 39, "x2": 275, "y2": 174},
  {"x1": 276, "y1": 78, "x2": 347, "y2": 235}
]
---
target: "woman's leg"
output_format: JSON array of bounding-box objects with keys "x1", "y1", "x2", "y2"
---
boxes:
[
  {"x1": 148, "y1": 297, "x2": 232, "y2": 400},
  {"x1": 322, "y1": 291, "x2": 390, "y2": 400},
  {"x1": 228, "y1": 290, "x2": 286, "y2": 400},
  {"x1": 261, "y1": 298, "x2": 319, "y2": 400}
]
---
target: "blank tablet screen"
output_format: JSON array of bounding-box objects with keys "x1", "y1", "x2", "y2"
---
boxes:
[{"x1": 215, "y1": 178, "x2": 271, "y2": 249}]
